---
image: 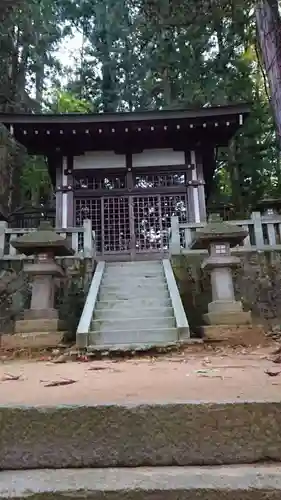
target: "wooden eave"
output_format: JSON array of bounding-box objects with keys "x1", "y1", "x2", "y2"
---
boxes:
[
  {"x1": 0, "y1": 103, "x2": 250, "y2": 125},
  {"x1": 0, "y1": 104, "x2": 250, "y2": 156}
]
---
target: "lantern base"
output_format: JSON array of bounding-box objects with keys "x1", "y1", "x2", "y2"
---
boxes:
[
  {"x1": 24, "y1": 308, "x2": 59, "y2": 320},
  {"x1": 203, "y1": 310, "x2": 252, "y2": 326},
  {"x1": 202, "y1": 324, "x2": 266, "y2": 347},
  {"x1": 1, "y1": 331, "x2": 64, "y2": 350},
  {"x1": 15, "y1": 318, "x2": 64, "y2": 334}
]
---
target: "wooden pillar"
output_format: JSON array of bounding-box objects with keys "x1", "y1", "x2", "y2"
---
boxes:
[
  {"x1": 185, "y1": 150, "x2": 207, "y2": 223},
  {"x1": 54, "y1": 156, "x2": 63, "y2": 228},
  {"x1": 126, "y1": 152, "x2": 135, "y2": 258},
  {"x1": 61, "y1": 155, "x2": 74, "y2": 228},
  {"x1": 66, "y1": 156, "x2": 74, "y2": 227},
  {"x1": 185, "y1": 151, "x2": 195, "y2": 223},
  {"x1": 195, "y1": 150, "x2": 207, "y2": 222}
]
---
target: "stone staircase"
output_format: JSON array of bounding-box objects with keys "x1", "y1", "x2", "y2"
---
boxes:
[{"x1": 88, "y1": 260, "x2": 189, "y2": 351}]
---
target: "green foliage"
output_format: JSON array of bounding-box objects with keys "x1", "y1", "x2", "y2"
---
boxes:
[
  {"x1": 20, "y1": 155, "x2": 52, "y2": 205},
  {"x1": 0, "y1": 0, "x2": 281, "y2": 213},
  {"x1": 48, "y1": 90, "x2": 93, "y2": 113},
  {"x1": 56, "y1": 260, "x2": 92, "y2": 343}
]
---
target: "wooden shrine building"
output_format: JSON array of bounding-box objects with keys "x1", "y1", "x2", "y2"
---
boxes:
[{"x1": 0, "y1": 104, "x2": 249, "y2": 259}]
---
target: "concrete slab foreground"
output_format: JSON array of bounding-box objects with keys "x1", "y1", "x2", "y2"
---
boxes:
[
  {"x1": 1, "y1": 402, "x2": 281, "y2": 469},
  {"x1": 1, "y1": 465, "x2": 281, "y2": 499}
]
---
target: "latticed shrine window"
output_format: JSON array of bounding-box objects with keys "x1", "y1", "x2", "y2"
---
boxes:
[
  {"x1": 134, "y1": 172, "x2": 186, "y2": 188},
  {"x1": 74, "y1": 172, "x2": 126, "y2": 190}
]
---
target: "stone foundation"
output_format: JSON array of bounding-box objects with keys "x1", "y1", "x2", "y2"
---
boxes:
[
  {"x1": 0, "y1": 331, "x2": 64, "y2": 350},
  {"x1": 203, "y1": 310, "x2": 252, "y2": 325},
  {"x1": 202, "y1": 324, "x2": 267, "y2": 346},
  {"x1": 15, "y1": 318, "x2": 63, "y2": 334}
]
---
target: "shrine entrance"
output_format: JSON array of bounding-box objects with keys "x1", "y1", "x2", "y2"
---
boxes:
[{"x1": 75, "y1": 190, "x2": 188, "y2": 259}]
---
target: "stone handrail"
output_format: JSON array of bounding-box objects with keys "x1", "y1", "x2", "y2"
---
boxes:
[
  {"x1": 0, "y1": 219, "x2": 95, "y2": 259},
  {"x1": 170, "y1": 211, "x2": 281, "y2": 254},
  {"x1": 76, "y1": 260, "x2": 105, "y2": 348},
  {"x1": 162, "y1": 259, "x2": 190, "y2": 339}
]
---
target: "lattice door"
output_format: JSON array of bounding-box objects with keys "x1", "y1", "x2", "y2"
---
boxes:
[
  {"x1": 133, "y1": 194, "x2": 188, "y2": 253},
  {"x1": 133, "y1": 195, "x2": 162, "y2": 252},
  {"x1": 75, "y1": 193, "x2": 188, "y2": 256},
  {"x1": 102, "y1": 197, "x2": 131, "y2": 254},
  {"x1": 75, "y1": 196, "x2": 131, "y2": 254},
  {"x1": 75, "y1": 198, "x2": 102, "y2": 252}
]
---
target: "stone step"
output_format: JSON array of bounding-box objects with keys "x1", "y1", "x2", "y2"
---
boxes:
[
  {"x1": 98, "y1": 288, "x2": 170, "y2": 300},
  {"x1": 89, "y1": 327, "x2": 178, "y2": 345},
  {"x1": 100, "y1": 282, "x2": 168, "y2": 293},
  {"x1": 95, "y1": 297, "x2": 172, "y2": 309},
  {"x1": 2, "y1": 402, "x2": 281, "y2": 469},
  {"x1": 3, "y1": 465, "x2": 281, "y2": 499},
  {"x1": 103, "y1": 269, "x2": 165, "y2": 278},
  {"x1": 91, "y1": 316, "x2": 176, "y2": 332},
  {"x1": 101, "y1": 276, "x2": 166, "y2": 286},
  {"x1": 106, "y1": 261, "x2": 162, "y2": 267},
  {"x1": 94, "y1": 306, "x2": 174, "y2": 320}
]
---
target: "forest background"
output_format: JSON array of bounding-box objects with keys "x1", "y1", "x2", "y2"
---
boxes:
[{"x1": 0, "y1": 0, "x2": 280, "y2": 217}]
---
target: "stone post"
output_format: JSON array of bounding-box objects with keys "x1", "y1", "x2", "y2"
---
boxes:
[{"x1": 170, "y1": 216, "x2": 181, "y2": 255}]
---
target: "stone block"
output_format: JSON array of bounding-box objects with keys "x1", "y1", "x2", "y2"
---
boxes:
[
  {"x1": 208, "y1": 300, "x2": 243, "y2": 313},
  {"x1": 0, "y1": 331, "x2": 63, "y2": 350},
  {"x1": 24, "y1": 308, "x2": 59, "y2": 320},
  {"x1": 203, "y1": 310, "x2": 252, "y2": 325},
  {"x1": 1, "y1": 402, "x2": 281, "y2": 469},
  {"x1": 202, "y1": 324, "x2": 267, "y2": 346},
  {"x1": 15, "y1": 318, "x2": 62, "y2": 334},
  {"x1": 1, "y1": 465, "x2": 281, "y2": 499}
]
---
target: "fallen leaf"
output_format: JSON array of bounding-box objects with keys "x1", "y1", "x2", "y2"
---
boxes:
[
  {"x1": 77, "y1": 355, "x2": 90, "y2": 362},
  {"x1": 88, "y1": 365, "x2": 107, "y2": 371},
  {"x1": 272, "y1": 346, "x2": 281, "y2": 356},
  {"x1": 265, "y1": 369, "x2": 281, "y2": 377},
  {"x1": 44, "y1": 379, "x2": 77, "y2": 387},
  {"x1": 272, "y1": 355, "x2": 281, "y2": 364},
  {"x1": 202, "y1": 357, "x2": 211, "y2": 365},
  {"x1": 1, "y1": 373, "x2": 21, "y2": 381},
  {"x1": 195, "y1": 369, "x2": 219, "y2": 375},
  {"x1": 52, "y1": 355, "x2": 67, "y2": 364}
]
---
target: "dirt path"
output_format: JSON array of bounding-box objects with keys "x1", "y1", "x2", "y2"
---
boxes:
[{"x1": 0, "y1": 346, "x2": 280, "y2": 405}]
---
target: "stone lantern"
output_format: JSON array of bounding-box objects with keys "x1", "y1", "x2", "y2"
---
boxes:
[
  {"x1": 207, "y1": 201, "x2": 235, "y2": 221},
  {"x1": 256, "y1": 197, "x2": 281, "y2": 217},
  {"x1": 190, "y1": 216, "x2": 251, "y2": 326},
  {"x1": 11, "y1": 221, "x2": 74, "y2": 347}
]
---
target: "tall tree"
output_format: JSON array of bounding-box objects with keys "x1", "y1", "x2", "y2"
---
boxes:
[
  {"x1": 0, "y1": 0, "x2": 64, "y2": 212},
  {"x1": 256, "y1": 0, "x2": 281, "y2": 147}
]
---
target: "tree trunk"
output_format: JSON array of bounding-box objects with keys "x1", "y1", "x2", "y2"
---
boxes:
[{"x1": 256, "y1": 0, "x2": 281, "y2": 147}]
